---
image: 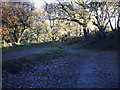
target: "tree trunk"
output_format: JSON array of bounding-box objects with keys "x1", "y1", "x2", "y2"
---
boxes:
[
  {"x1": 115, "y1": 16, "x2": 117, "y2": 30},
  {"x1": 83, "y1": 28, "x2": 87, "y2": 39},
  {"x1": 117, "y1": 13, "x2": 120, "y2": 30},
  {"x1": 99, "y1": 25, "x2": 106, "y2": 37},
  {"x1": 109, "y1": 19, "x2": 116, "y2": 31},
  {"x1": 14, "y1": 37, "x2": 21, "y2": 45}
]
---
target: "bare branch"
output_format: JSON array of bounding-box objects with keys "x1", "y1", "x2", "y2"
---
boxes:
[{"x1": 52, "y1": 17, "x2": 84, "y2": 25}]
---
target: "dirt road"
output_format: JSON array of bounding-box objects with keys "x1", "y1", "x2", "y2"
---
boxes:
[
  {"x1": 2, "y1": 46, "x2": 119, "y2": 88},
  {"x1": 63, "y1": 46, "x2": 119, "y2": 88},
  {"x1": 2, "y1": 48, "x2": 45, "y2": 61}
]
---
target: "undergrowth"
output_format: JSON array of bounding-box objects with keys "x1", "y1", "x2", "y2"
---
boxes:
[{"x1": 67, "y1": 30, "x2": 120, "y2": 51}]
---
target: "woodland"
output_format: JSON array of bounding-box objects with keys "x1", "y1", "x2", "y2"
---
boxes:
[{"x1": 1, "y1": 1, "x2": 120, "y2": 50}]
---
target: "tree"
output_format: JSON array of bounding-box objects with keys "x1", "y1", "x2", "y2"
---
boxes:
[
  {"x1": 2, "y1": 2, "x2": 35, "y2": 45},
  {"x1": 109, "y1": 2, "x2": 120, "y2": 31},
  {"x1": 88, "y1": 2, "x2": 116, "y2": 36},
  {"x1": 43, "y1": 0, "x2": 90, "y2": 38}
]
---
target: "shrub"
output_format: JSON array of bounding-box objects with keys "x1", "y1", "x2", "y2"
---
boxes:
[{"x1": 63, "y1": 36, "x2": 81, "y2": 45}]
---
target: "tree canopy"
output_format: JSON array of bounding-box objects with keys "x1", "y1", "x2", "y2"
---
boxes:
[{"x1": 1, "y1": 1, "x2": 120, "y2": 47}]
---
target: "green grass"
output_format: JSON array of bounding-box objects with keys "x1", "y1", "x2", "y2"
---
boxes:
[
  {"x1": 2, "y1": 41, "x2": 63, "y2": 53},
  {"x1": 3, "y1": 47, "x2": 69, "y2": 74}
]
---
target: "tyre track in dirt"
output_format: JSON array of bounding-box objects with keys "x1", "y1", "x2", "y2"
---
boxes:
[{"x1": 62, "y1": 46, "x2": 119, "y2": 88}]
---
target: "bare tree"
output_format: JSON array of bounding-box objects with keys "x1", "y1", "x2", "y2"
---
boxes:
[{"x1": 88, "y1": 2, "x2": 116, "y2": 36}]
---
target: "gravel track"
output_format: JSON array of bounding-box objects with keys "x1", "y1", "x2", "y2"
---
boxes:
[{"x1": 2, "y1": 46, "x2": 119, "y2": 88}]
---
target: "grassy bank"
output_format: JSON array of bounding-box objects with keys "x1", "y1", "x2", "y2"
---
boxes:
[
  {"x1": 3, "y1": 47, "x2": 68, "y2": 74},
  {"x1": 2, "y1": 41, "x2": 63, "y2": 53},
  {"x1": 67, "y1": 30, "x2": 120, "y2": 51}
]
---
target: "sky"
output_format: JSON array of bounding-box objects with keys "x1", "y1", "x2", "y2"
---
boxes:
[
  {"x1": 33, "y1": 0, "x2": 73, "y2": 9},
  {"x1": 33, "y1": 0, "x2": 57, "y2": 8}
]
